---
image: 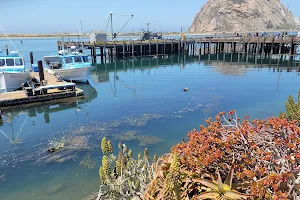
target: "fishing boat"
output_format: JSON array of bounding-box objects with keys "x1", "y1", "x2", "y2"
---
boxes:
[
  {"x1": 0, "y1": 52, "x2": 30, "y2": 92},
  {"x1": 43, "y1": 23, "x2": 93, "y2": 83},
  {"x1": 43, "y1": 52, "x2": 93, "y2": 83}
]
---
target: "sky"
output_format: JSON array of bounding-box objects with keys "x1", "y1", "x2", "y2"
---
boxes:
[{"x1": 0, "y1": 0, "x2": 299, "y2": 34}]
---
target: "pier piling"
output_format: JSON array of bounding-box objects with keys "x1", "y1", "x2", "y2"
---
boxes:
[
  {"x1": 5, "y1": 45, "x2": 8, "y2": 55},
  {"x1": 30, "y1": 52, "x2": 34, "y2": 70},
  {"x1": 37, "y1": 60, "x2": 45, "y2": 83}
]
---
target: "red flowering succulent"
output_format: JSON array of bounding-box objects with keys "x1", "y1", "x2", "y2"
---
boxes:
[{"x1": 172, "y1": 111, "x2": 300, "y2": 199}]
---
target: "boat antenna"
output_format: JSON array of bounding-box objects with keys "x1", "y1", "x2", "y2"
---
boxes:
[
  {"x1": 80, "y1": 20, "x2": 84, "y2": 53},
  {"x1": 0, "y1": 25, "x2": 20, "y2": 55},
  {"x1": 61, "y1": 28, "x2": 65, "y2": 54},
  {"x1": 21, "y1": 40, "x2": 24, "y2": 57},
  {"x1": 68, "y1": 33, "x2": 71, "y2": 53}
]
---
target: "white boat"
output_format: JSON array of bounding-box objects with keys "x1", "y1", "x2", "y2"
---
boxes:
[
  {"x1": 0, "y1": 53, "x2": 30, "y2": 92},
  {"x1": 44, "y1": 54, "x2": 93, "y2": 83}
]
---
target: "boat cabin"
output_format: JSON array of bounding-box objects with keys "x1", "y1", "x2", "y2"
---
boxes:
[
  {"x1": 44, "y1": 55, "x2": 90, "y2": 69},
  {"x1": 0, "y1": 56, "x2": 24, "y2": 71}
]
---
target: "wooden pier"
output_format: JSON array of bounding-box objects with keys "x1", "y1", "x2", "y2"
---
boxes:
[
  {"x1": 0, "y1": 71, "x2": 83, "y2": 107},
  {"x1": 57, "y1": 36, "x2": 300, "y2": 63}
]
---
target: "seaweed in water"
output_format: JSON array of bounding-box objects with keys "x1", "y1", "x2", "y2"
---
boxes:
[
  {"x1": 114, "y1": 131, "x2": 162, "y2": 147},
  {"x1": 0, "y1": 174, "x2": 6, "y2": 182},
  {"x1": 79, "y1": 154, "x2": 96, "y2": 169},
  {"x1": 46, "y1": 183, "x2": 66, "y2": 195},
  {"x1": 113, "y1": 131, "x2": 138, "y2": 141},
  {"x1": 36, "y1": 135, "x2": 93, "y2": 165},
  {"x1": 203, "y1": 95, "x2": 222, "y2": 115},
  {"x1": 122, "y1": 114, "x2": 163, "y2": 127},
  {"x1": 137, "y1": 135, "x2": 162, "y2": 147}
]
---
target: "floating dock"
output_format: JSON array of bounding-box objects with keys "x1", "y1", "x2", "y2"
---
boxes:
[
  {"x1": 57, "y1": 36, "x2": 300, "y2": 62},
  {"x1": 0, "y1": 71, "x2": 83, "y2": 107}
]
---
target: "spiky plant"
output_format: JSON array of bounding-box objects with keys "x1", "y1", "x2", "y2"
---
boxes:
[
  {"x1": 97, "y1": 138, "x2": 155, "y2": 200},
  {"x1": 144, "y1": 153, "x2": 184, "y2": 200},
  {"x1": 286, "y1": 90, "x2": 300, "y2": 125},
  {"x1": 101, "y1": 137, "x2": 109, "y2": 154},
  {"x1": 189, "y1": 166, "x2": 253, "y2": 200}
]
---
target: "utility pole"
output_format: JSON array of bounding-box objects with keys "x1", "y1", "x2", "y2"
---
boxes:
[{"x1": 110, "y1": 12, "x2": 114, "y2": 41}]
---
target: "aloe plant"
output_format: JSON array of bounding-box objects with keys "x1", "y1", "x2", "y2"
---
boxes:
[{"x1": 190, "y1": 166, "x2": 252, "y2": 200}]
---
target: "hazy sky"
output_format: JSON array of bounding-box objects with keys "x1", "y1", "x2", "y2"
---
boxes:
[{"x1": 0, "y1": 0, "x2": 299, "y2": 34}]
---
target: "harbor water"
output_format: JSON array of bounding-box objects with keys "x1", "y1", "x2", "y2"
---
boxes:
[{"x1": 0, "y1": 37, "x2": 299, "y2": 200}]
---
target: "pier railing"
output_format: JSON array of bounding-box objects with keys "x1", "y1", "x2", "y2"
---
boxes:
[{"x1": 57, "y1": 36, "x2": 300, "y2": 63}]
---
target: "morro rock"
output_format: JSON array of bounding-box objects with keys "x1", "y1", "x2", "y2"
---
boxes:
[{"x1": 188, "y1": 0, "x2": 300, "y2": 33}]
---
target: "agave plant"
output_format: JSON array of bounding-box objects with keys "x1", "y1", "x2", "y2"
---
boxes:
[{"x1": 188, "y1": 166, "x2": 252, "y2": 200}]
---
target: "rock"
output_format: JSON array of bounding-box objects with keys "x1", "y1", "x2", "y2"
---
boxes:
[
  {"x1": 189, "y1": 0, "x2": 300, "y2": 33},
  {"x1": 47, "y1": 142, "x2": 65, "y2": 153},
  {"x1": 183, "y1": 87, "x2": 189, "y2": 92}
]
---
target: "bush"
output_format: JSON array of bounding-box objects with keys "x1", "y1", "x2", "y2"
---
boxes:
[
  {"x1": 145, "y1": 111, "x2": 300, "y2": 199},
  {"x1": 286, "y1": 90, "x2": 300, "y2": 125}
]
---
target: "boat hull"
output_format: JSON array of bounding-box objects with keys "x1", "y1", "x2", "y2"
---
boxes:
[
  {"x1": 0, "y1": 72, "x2": 30, "y2": 92},
  {"x1": 44, "y1": 67, "x2": 90, "y2": 83}
]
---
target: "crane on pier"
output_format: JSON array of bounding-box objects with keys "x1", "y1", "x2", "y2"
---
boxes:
[{"x1": 101, "y1": 12, "x2": 134, "y2": 41}]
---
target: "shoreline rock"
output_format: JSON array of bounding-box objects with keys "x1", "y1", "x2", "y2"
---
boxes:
[{"x1": 189, "y1": 0, "x2": 300, "y2": 33}]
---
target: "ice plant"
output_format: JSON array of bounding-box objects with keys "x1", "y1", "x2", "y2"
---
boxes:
[{"x1": 172, "y1": 111, "x2": 300, "y2": 199}]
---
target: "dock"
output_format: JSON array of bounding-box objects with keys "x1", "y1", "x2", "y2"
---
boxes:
[
  {"x1": 0, "y1": 71, "x2": 83, "y2": 107},
  {"x1": 57, "y1": 36, "x2": 300, "y2": 63}
]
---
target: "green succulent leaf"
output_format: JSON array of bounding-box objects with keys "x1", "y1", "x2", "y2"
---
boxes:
[
  {"x1": 193, "y1": 191, "x2": 220, "y2": 199},
  {"x1": 191, "y1": 178, "x2": 220, "y2": 192},
  {"x1": 224, "y1": 165, "x2": 234, "y2": 189},
  {"x1": 223, "y1": 190, "x2": 253, "y2": 199}
]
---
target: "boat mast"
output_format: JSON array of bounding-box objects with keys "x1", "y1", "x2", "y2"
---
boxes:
[
  {"x1": 110, "y1": 12, "x2": 114, "y2": 41},
  {"x1": 80, "y1": 20, "x2": 84, "y2": 53}
]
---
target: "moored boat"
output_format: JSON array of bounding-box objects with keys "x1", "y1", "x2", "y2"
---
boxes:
[
  {"x1": 0, "y1": 52, "x2": 30, "y2": 92},
  {"x1": 44, "y1": 53, "x2": 93, "y2": 83}
]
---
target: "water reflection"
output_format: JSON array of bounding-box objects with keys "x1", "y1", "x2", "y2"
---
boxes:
[
  {"x1": 0, "y1": 53, "x2": 299, "y2": 200},
  {"x1": 94, "y1": 53, "x2": 299, "y2": 78},
  {"x1": 0, "y1": 83, "x2": 97, "y2": 125}
]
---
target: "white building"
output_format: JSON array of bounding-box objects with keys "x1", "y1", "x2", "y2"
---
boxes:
[{"x1": 89, "y1": 31, "x2": 107, "y2": 43}]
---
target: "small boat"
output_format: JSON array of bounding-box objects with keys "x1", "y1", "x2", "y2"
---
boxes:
[
  {"x1": 0, "y1": 52, "x2": 30, "y2": 92},
  {"x1": 44, "y1": 52, "x2": 93, "y2": 83}
]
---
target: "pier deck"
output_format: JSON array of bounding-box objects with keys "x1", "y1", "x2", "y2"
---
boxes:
[
  {"x1": 57, "y1": 36, "x2": 300, "y2": 63},
  {"x1": 0, "y1": 72, "x2": 83, "y2": 107}
]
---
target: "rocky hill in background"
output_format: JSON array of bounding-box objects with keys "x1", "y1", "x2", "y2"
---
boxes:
[{"x1": 188, "y1": 0, "x2": 300, "y2": 33}]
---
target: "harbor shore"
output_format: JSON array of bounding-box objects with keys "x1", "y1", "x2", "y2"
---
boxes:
[{"x1": 0, "y1": 32, "x2": 182, "y2": 38}]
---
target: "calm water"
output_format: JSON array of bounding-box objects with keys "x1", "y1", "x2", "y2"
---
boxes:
[{"x1": 0, "y1": 38, "x2": 300, "y2": 200}]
